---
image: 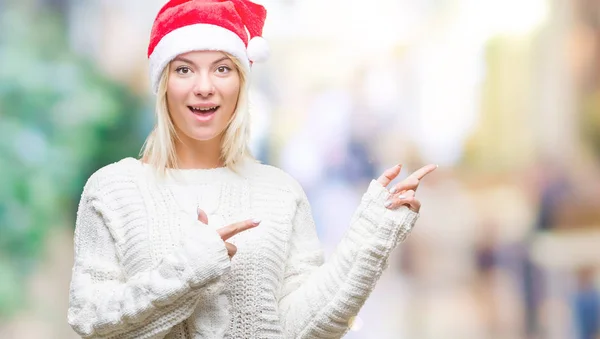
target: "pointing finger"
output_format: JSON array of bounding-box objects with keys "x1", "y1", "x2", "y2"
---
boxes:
[
  {"x1": 217, "y1": 218, "x2": 261, "y2": 241},
  {"x1": 390, "y1": 176, "x2": 420, "y2": 194},
  {"x1": 407, "y1": 164, "x2": 438, "y2": 181},
  {"x1": 390, "y1": 164, "x2": 438, "y2": 194}
]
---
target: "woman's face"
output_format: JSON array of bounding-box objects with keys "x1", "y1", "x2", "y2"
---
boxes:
[{"x1": 166, "y1": 50, "x2": 241, "y2": 143}]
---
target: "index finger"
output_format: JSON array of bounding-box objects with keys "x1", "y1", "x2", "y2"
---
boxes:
[
  {"x1": 217, "y1": 219, "x2": 261, "y2": 241},
  {"x1": 407, "y1": 164, "x2": 438, "y2": 181}
]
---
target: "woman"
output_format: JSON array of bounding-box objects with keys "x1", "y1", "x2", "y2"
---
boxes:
[{"x1": 67, "y1": 0, "x2": 437, "y2": 338}]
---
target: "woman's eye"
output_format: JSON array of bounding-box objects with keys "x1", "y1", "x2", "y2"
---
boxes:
[
  {"x1": 216, "y1": 66, "x2": 231, "y2": 74},
  {"x1": 175, "y1": 66, "x2": 191, "y2": 75}
]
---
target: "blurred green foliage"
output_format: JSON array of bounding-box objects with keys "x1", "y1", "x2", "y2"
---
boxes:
[{"x1": 0, "y1": 4, "x2": 147, "y2": 317}]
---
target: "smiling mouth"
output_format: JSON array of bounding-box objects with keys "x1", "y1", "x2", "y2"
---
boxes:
[{"x1": 188, "y1": 106, "x2": 220, "y2": 114}]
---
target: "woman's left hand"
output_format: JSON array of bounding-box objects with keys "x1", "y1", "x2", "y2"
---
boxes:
[{"x1": 376, "y1": 163, "x2": 437, "y2": 213}]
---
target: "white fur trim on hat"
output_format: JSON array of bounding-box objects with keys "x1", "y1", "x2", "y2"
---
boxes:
[{"x1": 148, "y1": 24, "x2": 251, "y2": 94}]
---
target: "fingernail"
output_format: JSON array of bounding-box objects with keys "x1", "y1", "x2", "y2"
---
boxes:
[
  {"x1": 384, "y1": 201, "x2": 392, "y2": 208},
  {"x1": 390, "y1": 187, "x2": 397, "y2": 194},
  {"x1": 251, "y1": 218, "x2": 262, "y2": 225},
  {"x1": 397, "y1": 195, "x2": 406, "y2": 199}
]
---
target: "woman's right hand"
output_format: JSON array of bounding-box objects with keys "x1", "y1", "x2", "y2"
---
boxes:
[{"x1": 197, "y1": 209, "x2": 260, "y2": 259}]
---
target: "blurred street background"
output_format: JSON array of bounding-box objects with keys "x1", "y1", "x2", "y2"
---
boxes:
[{"x1": 1, "y1": 0, "x2": 600, "y2": 338}]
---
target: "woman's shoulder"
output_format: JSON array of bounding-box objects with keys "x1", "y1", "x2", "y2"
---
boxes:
[{"x1": 82, "y1": 157, "x2": 144, "y2": 197}]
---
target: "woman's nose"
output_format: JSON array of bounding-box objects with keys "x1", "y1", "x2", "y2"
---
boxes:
[{"x1": 193, "y1": 72, "x2": 215, "y2": 97}]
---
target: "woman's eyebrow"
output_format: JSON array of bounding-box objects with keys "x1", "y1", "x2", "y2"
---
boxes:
[
  {"x1": 211, "y1": 56, "x2": 230, "y2": 65},
  {"x1": 172, "y1": 56, "x2": 196, "y2": 66}
]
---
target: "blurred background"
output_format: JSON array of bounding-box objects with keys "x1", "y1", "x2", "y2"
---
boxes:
[{"x1": 1, "y1": 0, "x2": 600, "y2": 338}]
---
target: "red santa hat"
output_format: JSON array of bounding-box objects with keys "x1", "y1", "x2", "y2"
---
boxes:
[{"x1": 147, "y1": 0, "x2": 269, "y2": 93}]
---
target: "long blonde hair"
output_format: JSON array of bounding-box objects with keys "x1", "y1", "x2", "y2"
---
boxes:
[{"x1": 140, "y1": 54, "x2": 255, "y2": 174}]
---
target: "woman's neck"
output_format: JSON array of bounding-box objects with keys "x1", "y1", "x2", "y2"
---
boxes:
[{"x1": 174, "y1": 135, "x2": 224, "y2": 169}]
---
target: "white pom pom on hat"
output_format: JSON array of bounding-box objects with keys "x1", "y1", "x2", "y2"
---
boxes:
[
  {"x1": 147, "y1": 0, "x2": 269, "y2": 93},
  {"x1": 247, "y1": 36, "x2": 270, "y2": 63}
]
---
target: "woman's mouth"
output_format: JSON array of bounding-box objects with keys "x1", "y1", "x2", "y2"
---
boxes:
[{"x1": 188, "y1": 105, "x2": 219, "y2": 122}]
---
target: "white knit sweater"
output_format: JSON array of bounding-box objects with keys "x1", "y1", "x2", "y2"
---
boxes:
[{"x1": 67, "y1": 157, "x2": 419, "y2": 339}]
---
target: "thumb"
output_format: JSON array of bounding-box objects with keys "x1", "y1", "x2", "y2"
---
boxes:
[
  {"x1": 376, "y1": 164, "x2": 402, "y2": 188},
  {"x1": 197, "y1": 207, "x2": 209, "y2": 225}
]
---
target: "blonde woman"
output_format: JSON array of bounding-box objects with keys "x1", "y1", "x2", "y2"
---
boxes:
[{"x1": 67, "y1": 0, "x2": 437, "y2": 338}]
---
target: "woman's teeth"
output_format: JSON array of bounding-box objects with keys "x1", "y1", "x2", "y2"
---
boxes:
[{"x1": 189, "y1": 106, "x2": 218, "y2": 113}]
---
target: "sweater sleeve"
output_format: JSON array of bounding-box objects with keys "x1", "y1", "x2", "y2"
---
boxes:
[
  {"x1": 67, "y1": 176, "x2": 231, "y2": 339},
  {"x1": 278, "y1": 179, "x2": 419, "y2": 338}
]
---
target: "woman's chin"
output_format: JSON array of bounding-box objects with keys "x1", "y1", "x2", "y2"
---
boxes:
[
  {"x1": 188, "y1": 130, "x2": 222, "y2": 142},
  {"x1": 191, "y1": 135, "x2": 217, "y2": 142},
  {"x1": 178, "y1": 125, "x2": 225, "y2": 143}
]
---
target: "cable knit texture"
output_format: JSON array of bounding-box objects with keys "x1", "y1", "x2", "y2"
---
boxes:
[{"x1": 68, "y1": 157, "x2": 419, "y2": 338}]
